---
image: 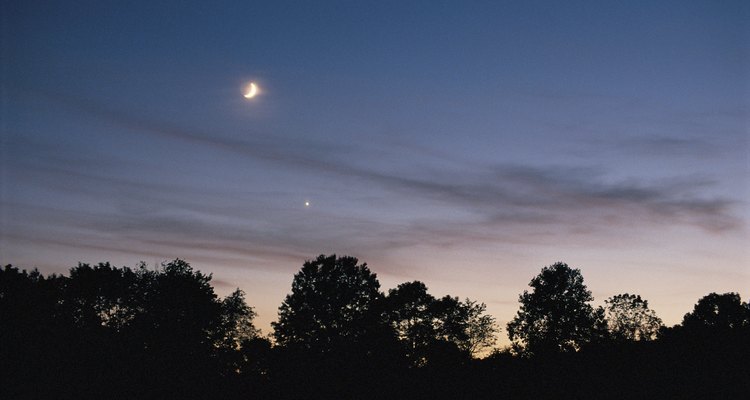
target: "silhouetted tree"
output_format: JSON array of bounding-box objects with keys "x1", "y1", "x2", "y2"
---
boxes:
[
  {"x1": 214, "y1": 288, "x2": 262, "y2": 376},
  {"x1": 507, "y1": 262, "x2": 596, "y2": 356},
  {"x1": 8, "y1": 255, "x2": 750, "y2": 399},
  {"x1": 1, "y1": 260, "x2": 263, "y2": 399},
  {"x1": 457, "y1": 299, "x2": 499, "y2": 356},
  {"x1": 62, "y1": 262, "x2": 137, "y2": 330},
  {"x1": 386, "y1": 282, "x2": 498, "y2": 365},
  {"x1": 605, "y1": 293, "x2": 662, "y2": 341},
  {"x1": 218, "y1": 288, "x2": 260, "y2": 349},
  {"x1": 682, "y1": 292, "x2": 749, "y2": 331},
  {"x1": 386, "y1": 281, "x2": 437, "y2": 365},
  {"x1": 127, "y1": 259, "x2": 224, "y2": 356},
  {"x1": 272, "y1": 254, "x2": 384, "y2": 352},
  {"x1": 0, "y1": 265, "x2": 60, "y2": 330},
  {"x1": 269, "y1": 255, "x2": 408, "y2": 400},
  {"x1": 432, "y1": 296, "x2": 498, "y2": 357},
  {"x1": 1, "y1": 265, "x2": 72, "y2": 399}
]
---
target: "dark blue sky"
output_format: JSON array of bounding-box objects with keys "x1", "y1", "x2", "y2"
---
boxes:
[{"x1": 3, "y1": 0, "x2": 748, "y2": 339}]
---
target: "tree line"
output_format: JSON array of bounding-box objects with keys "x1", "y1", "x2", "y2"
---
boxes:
[{"x1": 1, "y1": 255, "x2": 748, "y2": 399}]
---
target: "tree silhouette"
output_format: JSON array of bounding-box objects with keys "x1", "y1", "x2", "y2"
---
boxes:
[
  {"x1": 605, "y1": 293, "x2": 662, "y2": 341},
  {"x1": 431, "y1": 295, "x2": 498, "y2": 357},
  {"x1": 128, "y1": 259, "x2": 224, "y2": 354},
  {"x1": 454, "y1": 299, "x2": 498, "y2": 356},
  {"x1": 62, "y1": 262, "x2": 137, "y2": 330},
  {"x1": 1, "y1": 260, "x2": 264, "y2": 399},
  {"x1": 272, "y1": 254, "x2": 384, "y2": 352},
  {"x1": 1, "y1": 265, "x2": 68, "y2": 399},
  {"x1": 386, "y1": 281, "x2": 437, "y2": 366},
  {"x1": 218, "y1": 288, "x2": 260, "y2": 350},
  {"x1": 682, "y1": 292, "x2": 749, "y2": 331},
  {"x1": 506, "y1": 262, "x2": 596, "y2": 355},
  {"x1": 386, "y1": 281, "x2": 498, "y2": 365},
  {"x1": 4, "y1": 255, "x2": 750, "y2": 399}
]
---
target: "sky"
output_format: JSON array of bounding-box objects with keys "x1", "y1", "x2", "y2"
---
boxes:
[{"x1": 2, "y1": 0, "x2": 748, "y2": 345}]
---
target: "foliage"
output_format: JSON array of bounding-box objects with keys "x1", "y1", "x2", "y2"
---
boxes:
[
  {"x1": 3, "y1": 256, "x2": 749, "y2": 399},
  {"x1": 386, "y1": 281, "x2": 437, "y2": 365},
  {"x1": 385, "y1": 281, "x2": 498, "y2": 365},
  {"x1": 219, "y1": 289, "x2": 260, "y2": 350},
  {"x1": 0, "y1": 260, "x2": 260, "y2": 399},
  {"x1": 434, "y1": 296, "x2": 498, "y2": 356},
  {"x1": 62, "y1": 262, "x2": 137, "y2": 330},
  {"x1": 682, "y1": 292, "x2": 749, "y2": 331},
  {"x1": 605, "y1": 293, "x2": 663, "y2": 341},
  {"x1": 272, "y1": 254, "x2": 384, "y2": 351},
  {"x1": 460, "y1": 301, "x2": 498, "y2": 356},
  {"x1": 506, "y1": 262, "x2": 596, "y2": 355}
]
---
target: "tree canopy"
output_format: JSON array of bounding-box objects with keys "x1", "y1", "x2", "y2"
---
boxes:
[
  {"x1": 386, "y1": 281, "x2": 498, "y2": 365},
  {"x1": 3, "y1": 256, "x2": 748, "y2": 399},
  {"x1": 272, "y1": 254, "x2": 384, "y2": 352},
  {"x1": 682, "y1": 292, "x2": 749, "y2": 331},
  {"x1": 386, "y1": 281, "x2": 437, "y2": 365},
  {"x1": 605, "y1": 293, "x2": 663, "y2": 341},
  {"x1": 506, "y1": 262, "x2": 596, "y2": 355},
  {"x1": 0, "y1": 260, "x2": 262, "y2": 399}
]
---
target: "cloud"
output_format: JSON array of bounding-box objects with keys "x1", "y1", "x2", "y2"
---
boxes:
[
  {"x1": 3, "y1": 88, "x2": 743, "y2": 272},
  {"x1": 618, "y1": 135, "x2": 719, "y2": 157}
]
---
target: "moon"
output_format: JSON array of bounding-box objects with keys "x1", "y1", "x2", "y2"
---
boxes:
[{"x1": 244, "y1": 82, "x2": 258, "y2": 99}]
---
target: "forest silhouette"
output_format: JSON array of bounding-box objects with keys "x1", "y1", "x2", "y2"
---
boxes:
[{"x1": 1, "y1": 255, "x2": 748, "y2": 399}]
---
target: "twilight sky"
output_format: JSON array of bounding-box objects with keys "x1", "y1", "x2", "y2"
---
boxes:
[{"x1": 2, "y1": 0, "x2": 748, "y2": 343}]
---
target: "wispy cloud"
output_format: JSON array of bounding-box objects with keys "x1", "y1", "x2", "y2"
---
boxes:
[{"x1": 2, "y1": 88, "x2": 743, "y2": 271}]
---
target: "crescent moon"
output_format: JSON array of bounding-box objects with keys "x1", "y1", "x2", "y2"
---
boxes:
[{"x1": 244, "y1": 82, "x2": 258, "y2": 99}]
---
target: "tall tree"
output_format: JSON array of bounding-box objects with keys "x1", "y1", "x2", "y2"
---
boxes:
[
  {"x1": 605, "y1": 293, "x2": 662, "y2": 341},
  {"x1": 217, "y1": 289, "x2": 259, "y2": 351},
  {"x1": 386, "y1": 281, "x2": 437, "y2": 365},
  {"x1": 506, "y1": 262, "x2": 596, "y2": 356},
  {"x1": 272, "y1": 254, "x2": 384, "y2": 352}
]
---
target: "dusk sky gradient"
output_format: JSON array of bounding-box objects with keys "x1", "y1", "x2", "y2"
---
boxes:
[{"x1": 2, "y1": 0, "x2": 748, "y2": 344}]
